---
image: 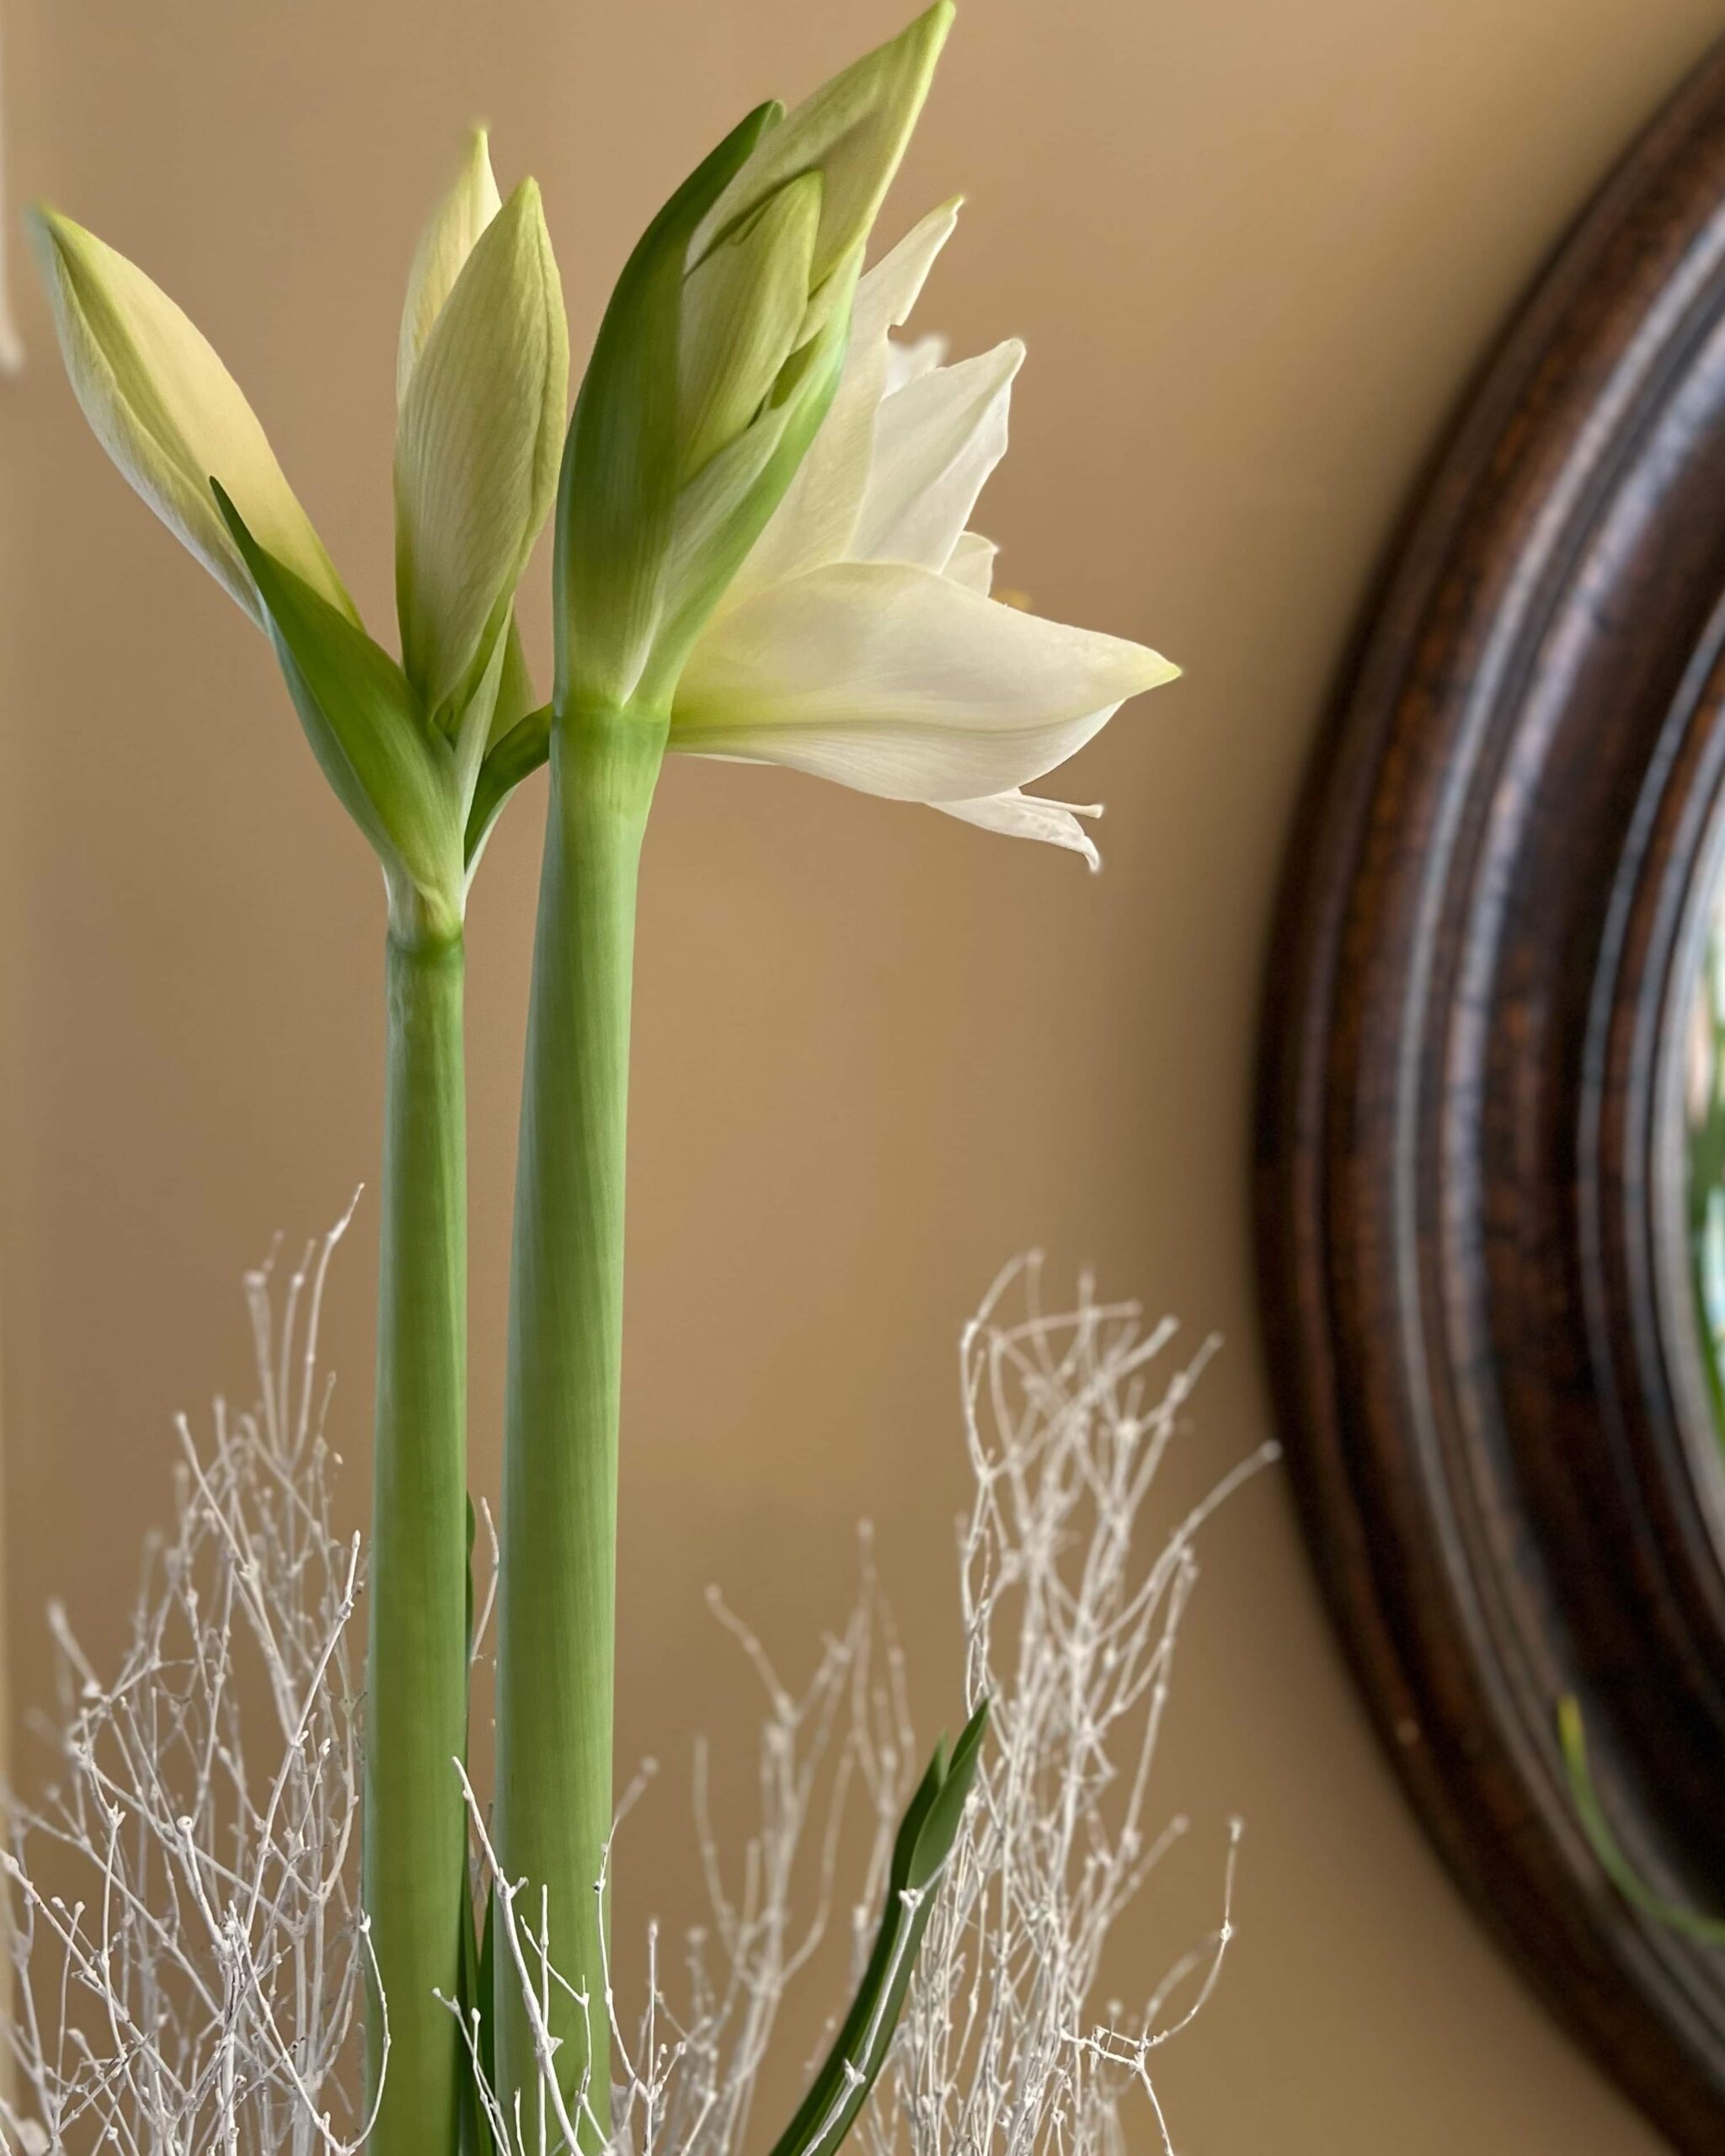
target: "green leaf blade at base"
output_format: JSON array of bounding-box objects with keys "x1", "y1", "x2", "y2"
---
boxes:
[
  {"x1": 763, "y1": 1699, "x2": 989, "y2": 2156},
  {"x1": 211, "y1": 478, "x2": 465, "y2": 936}
]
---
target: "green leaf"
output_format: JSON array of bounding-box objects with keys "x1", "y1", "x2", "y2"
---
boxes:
[
  {"x1": 455, "y1": 1858, "x2": 496, "y2": 2156},
  {"x1": 557, "y1": 100, "x2": 780, "y2": 713},
  {"x1": 446, "y1": 597, "x2": 515, "y2": 805},
  {"x1": 465, "y1": 699, "x2": 551, "y2": 872},
  {"x1": 455, "y1": 1872, "x2": 486, "y2": 2156},
  {"x1": 907, "y1": 1695, "x2": 987, "y2": 1890},
  {"x1": 213, "y1": 481, "x2": 464, "y2": 932},
  {"x1": 764, "y1": 1700, "x2": 988, "y2": 2156},
  {"x1": 478, "y1": 1886, "x2": 496, "y2": 2103},
  {"x1": 492, "y1": 616, "x2": 537, "y2": 752},
  {"x1": 1558, "y1": 1696, "x2": 1725, "y2": 1944},
  {"x1": 456, "y1": 615, "x2": 541, "y2": 873}
]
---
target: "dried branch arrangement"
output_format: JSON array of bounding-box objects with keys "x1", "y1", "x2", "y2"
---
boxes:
[
  {"x1": 2, "y1": 1239, "x2": 1266, "y2": 2156},
  {"x1": 0, "y1": 1212, "x2": 374, "y2": 2156}
]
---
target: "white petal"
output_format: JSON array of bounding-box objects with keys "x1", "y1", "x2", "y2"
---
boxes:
[
  {"x1": 30, "y1": 208, "x2": 353, "y2": 627},
  {"x1": 882, "y1": 330, "x2": 947, "y2": 394},
  {"x1": 726, "y1": 200, "x2": 959, "y2": 603},
  {"x1": 932, "y1": 789, "x2": 1103, "y2": 870},
  {"x1": 671, "y1": 558, "x2": 1177, "y2": 802},
  {"x1": 945, "y1": 531, "x2": 996, "y2": 594},
  {"x1": 852, "y1": 339, "x2": 1022, "y2": 573},
  {"x1": 397, "y1": 129, "x2": 503, "y2": 406}
]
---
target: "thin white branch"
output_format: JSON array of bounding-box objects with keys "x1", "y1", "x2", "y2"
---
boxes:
[{"x1": 3, "y1": 1209, "x2": 375, "y2": 2156}]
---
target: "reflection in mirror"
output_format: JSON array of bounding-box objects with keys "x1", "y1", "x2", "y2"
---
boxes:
[{"x1": 1660, "y1": 818, "x2": 1725, "y2": 1540}]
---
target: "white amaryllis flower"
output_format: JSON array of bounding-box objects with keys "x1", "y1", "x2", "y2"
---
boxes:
[{"x1": 668, "y1": 200, "x2": 1177, "y2": 868}]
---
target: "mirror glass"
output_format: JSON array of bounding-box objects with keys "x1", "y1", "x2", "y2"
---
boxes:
[{"x1": 1658, "y1": 817, "x2": 1725, "y2": 1539}]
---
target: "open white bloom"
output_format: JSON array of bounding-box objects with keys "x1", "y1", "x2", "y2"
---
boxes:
[{"x1": 669, "y1": 200, "x2": 1178, "y2": 867}]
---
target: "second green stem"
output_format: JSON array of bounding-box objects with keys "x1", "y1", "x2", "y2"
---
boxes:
[{"x1": 493, "y1": 708, "x2": 665, "y2": 2138}]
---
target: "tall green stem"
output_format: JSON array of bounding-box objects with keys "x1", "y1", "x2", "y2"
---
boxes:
[
  {"x1": 366, "y1": 931, "x2": 469, "y2": 2156},
  {"x1": 494, "y1": 709, "x2": 665, "y2": 2138}
]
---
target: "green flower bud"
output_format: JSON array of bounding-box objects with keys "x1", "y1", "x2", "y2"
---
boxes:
[
  {"x1": 692, "y1": 2, "x2": 953, "y2": 292},
  {"x1": 678, "y1": 171, "x2": 822, "y2": 483},
  {"x1": 555, "y1": 4, "x2": 953, "y2": 720},
  {"x1": 394, "y1": 175, "x2": 569, "y2": 729},
  {"x1": 33, "y1": 132, "x2": 564, "y2": 942},
  {"x1": 28, "y1": 205, "x2": 355, "y2": 628},
  {"x1": 398, "y1": 126, "x2": 504, "y2": 407}
]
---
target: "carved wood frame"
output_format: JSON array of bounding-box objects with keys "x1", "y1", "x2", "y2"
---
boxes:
[{"x1": 1257, "y1": 39, "x2": 1725, "y2": 2149}]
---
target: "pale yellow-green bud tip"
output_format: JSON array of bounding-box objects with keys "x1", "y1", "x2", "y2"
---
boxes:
[
  {"x1": 398, "y1": 125, "x2": 505, "y2": 406},
  {"x1": 29, "y1": 200, "x2": 353, "y2": 627}
]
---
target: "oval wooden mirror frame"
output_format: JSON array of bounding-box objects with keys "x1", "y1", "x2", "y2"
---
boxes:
[{"x1": 1257, "y1": 40, "x2": 1725, "y2": 2149}]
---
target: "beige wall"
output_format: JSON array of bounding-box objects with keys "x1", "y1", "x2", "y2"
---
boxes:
[{"x1": 4, "y1": 0, "x2": 1722, "y2": 2146}]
